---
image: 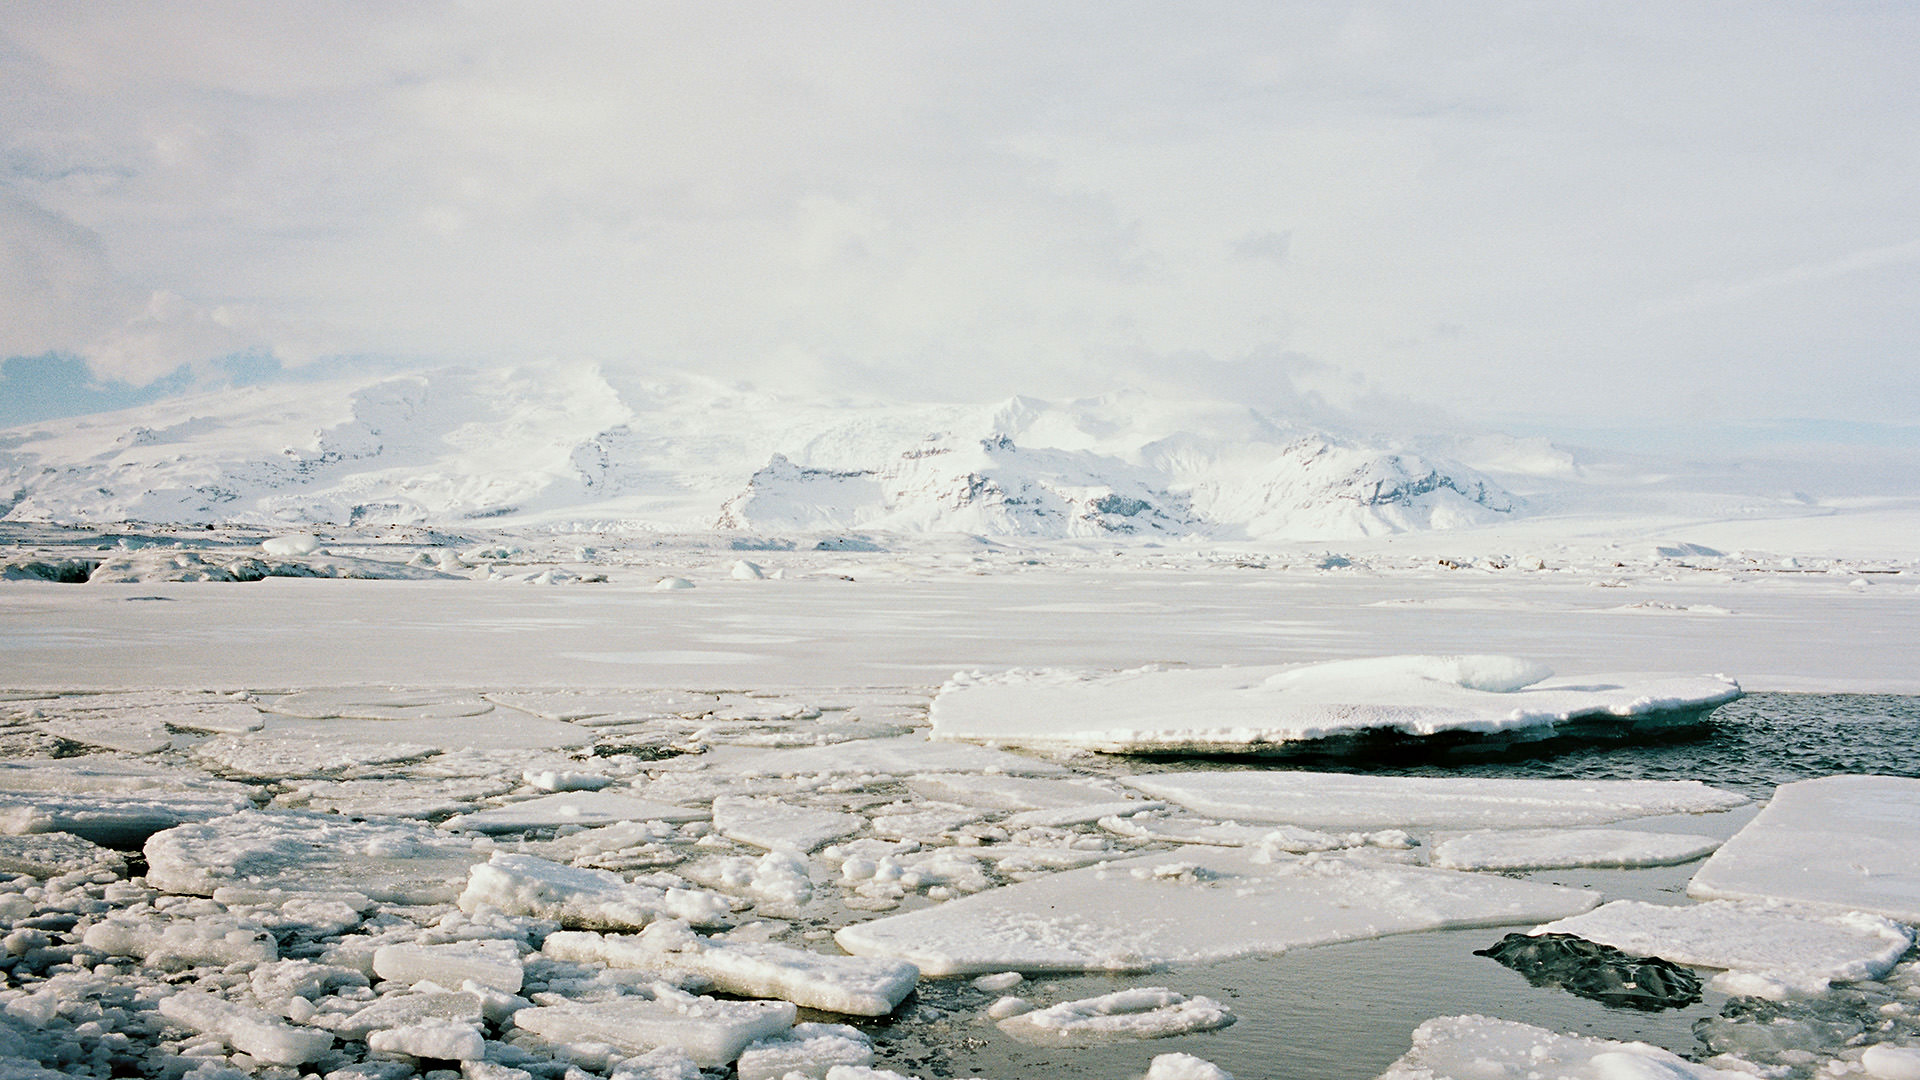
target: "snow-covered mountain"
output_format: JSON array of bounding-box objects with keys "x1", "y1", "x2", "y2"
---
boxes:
[{"x1": 0, "y1": 363, "x2": 1520, "y2": 539}]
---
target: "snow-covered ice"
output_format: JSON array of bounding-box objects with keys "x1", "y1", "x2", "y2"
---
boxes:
[
  {"x1": 1534, "y1": 899, "x2": 1913, "y2": 987},
  {"x1": 144, "y1": 810, "x2": 481, "y2": 903},
  {"x1": 835, "y1": 847, "x2": 1597, "y2": 975},
  {"x1": 543, "y1": 921, "x2": 919, "y2": 1015},
  {"x1": 712, "y1": 795, "x2": 865, "y2": 852},
  {"x1": 993, "y1": 987, "x2": 1234, "y2": 1046},
  {"x1": 736, "y1": 1023, "x2": 875, "y2": 1080},
  {"x1": 156, "y1": 989, "x2": 335, "y2": 1066},
  {"x1": 932, "y1": 656, "x2": 1741, "y2": 754},
  {"x1": 1688, "y1": 775, "x2": 1920, "y2": 922},
  {"x1": 1430, "y1": 828, "x2": 1722, "y2": 870},
  {"x1": 371, "y1": 939, "x2": 525, "y2": 994},
  {"x1": 1123, "y1": 771, "x2": 1748, "y2": 830},
  {"x1": 511, "y1": 989, "x2": 796, "y2": 1067},
  {"x1": 1376, "y1": 1015, "x2": 1752, "y2": 1079}
]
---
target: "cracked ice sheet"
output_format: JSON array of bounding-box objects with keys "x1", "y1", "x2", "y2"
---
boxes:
[
  {"x1": 1430, "y1": 828, "x2": 1722, "y2": 871},
  {"x1": 1687, "y1": 774, "x2": 1920, "y2": 923},
  {"x1": 1376, "y1": 1015, "x2": 1751, "y2": 1080},
  {"x1": 442, "y1": 791, "x2": 712, "y2": 834},
  {"x1": 833, "y1": 846, "x2": 1598, "y2": 976},
  {"x1": 930, "y1": 656, "x2": 1741, "y2": 754},
  {"x1": 1536, "y1": 900, "x2": 1913, "y2": 985},
  {"x1": 673, "y1": 734, "x2": 1065, "y2": 779},
  {"x1": 1124, "y1": 771, "x2": 1747, "y2": 831},
  {"x1": 0, "y1": 758, "x2": 257, "y2": 846},
  {"x1": 194, "y1": 711, "x2": 593, "y2": 778},
  {"x1": 145, "y1": 810, "x2": 485, "y2": 904}
]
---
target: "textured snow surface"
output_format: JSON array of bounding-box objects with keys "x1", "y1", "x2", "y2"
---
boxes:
[
  {"x1": 1688, "y1": 775, "x2": 1920, "y2": 922},
  {"x1": 1376, "y1": 1015, "x2": 1752, "y2": 1079},
  {"x1": 834, "y1": 847, "x2": 1597, "y2": 975},
  {"x1": 932, "y1": 657, "x2": 1741, "y2": 753},
  {"x1": 1123, "y1": 771, "x2": 1748, "y2": 830},
  {"x1": 1536, "y1": 899, "x2": 1913, "y2": 985},
  {"x1": 1431, "y1": 828, "x2": 1722, "y2": 871}
]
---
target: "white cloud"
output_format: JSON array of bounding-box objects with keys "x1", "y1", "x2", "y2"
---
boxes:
[{"x1": 1, "y1": 3, "x2": 1916, "y2": 424}]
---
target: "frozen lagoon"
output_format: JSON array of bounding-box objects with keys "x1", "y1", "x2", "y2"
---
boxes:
[{"x1": 1, "y1": 539, "x2": 1918, "y2": 1079}]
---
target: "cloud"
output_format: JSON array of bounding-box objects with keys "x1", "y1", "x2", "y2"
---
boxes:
[{"x1": 2, "y1": 4, "x2": 1917, "y2": 428}]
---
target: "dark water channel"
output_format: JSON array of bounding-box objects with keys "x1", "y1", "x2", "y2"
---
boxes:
[{"x1": 862, "y1": 694, "x2": 1920, "y2": 1080}]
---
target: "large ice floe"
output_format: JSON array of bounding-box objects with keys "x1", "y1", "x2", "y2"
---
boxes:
[
  {"x1": 144, "y1": 809, "x2": 484, "y2": 903},
  {"x1": 1123, "y1": 771, "x2": 1748, "y2": 831},
  {"x1": 931, "y1": 655, "x2": 1742, "y2": 755},
  {"x1": 1687, "y1": 774, "x2": 1920, "y2": 923},
  {"x1": 834, "y1": 846, "x2": 1598, "y2": 975}
]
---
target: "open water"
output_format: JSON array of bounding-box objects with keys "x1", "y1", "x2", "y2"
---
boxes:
[{"x1": 860, "y1": 693, "x2": 1920, "y2": 1080}]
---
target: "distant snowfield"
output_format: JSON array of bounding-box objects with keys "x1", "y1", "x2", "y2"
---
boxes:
[{"x1": 0, "y1": 546, "x2": 1912, "y2": 692}]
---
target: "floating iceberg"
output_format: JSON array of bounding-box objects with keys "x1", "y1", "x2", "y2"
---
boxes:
[
  {"x1": 1124, "y1": 771, "x2": 1747, "y2": 831},
  {"x1": 1688, "y1": 774, "x2": 1920, "y2": 923},
  {"x1": 932, "y1": 656, "x2": 1741, "y2": 755},
  {"x1": 835, "y1": 847, "x2": 1596, "y2": 975}
]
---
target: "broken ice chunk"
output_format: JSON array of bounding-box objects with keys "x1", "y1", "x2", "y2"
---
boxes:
[
  {"x1": 1376, "y1": 1014, "x2": 1751, "y2": 1079},
  {"x1": 835, "y1": 847, "x2": 1596, "y2": 975},
  {"x1": 442, "y1": 791, "x2": 710, "y2": 835},
  {"x1": 995, "y1": 987, "x2": 1234, "y2": 1046},
  {"x1": 1146, "y1": 1052, "x2": 1235, "y2": 1080},
  {"x1": 713, "y1": 796, "x2": 863, "y2": 853},
  {"x1": 1688, "y1": 775, "x2": 1920, "y2": 923},
  {"x1": 1124, "y1": 771, "x2": 1747, "y2": 830},
  {"x1": 457, "y1": 852, "x2": 733, "y2": 930},
  {"x1": 544, "y1": 922, "x2": 918, "y2": 1016},
  {"x1": 158, "y1": 989, "x2": 335, "y2": 1066},
  {"x1": 373, "y1": 940, "x2": 524, "y2": 995},
  {"x1": 332, "y1": 991, "x2": 484, "y2": 1040},
  {"x1": 145, "y1": 810, "x2": 482, "y2": 904},
  {"x1": 735, "y1": 1023, "x2": 874, "y2": 1080},
  {"x1": 511, "y1": 989, "x2": 796, "y2": 1067},
  {"x1": 275, "y1": 776, "x2": 513, "y2": 820},
  {"x1": 365, "y1": 1018, "x2": 486, "y2": 1061},
  {"x1": 1431, "y1": 828, "x2": 1722, "y2": 871},
  {"x1": 1534, "y1": 899, "x2": 1913, "y2": 987}
]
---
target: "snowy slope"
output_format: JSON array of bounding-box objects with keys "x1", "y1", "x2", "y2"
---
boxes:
[{"x1": 0, "y1": 363, "x2": 1521, "y2": 540}]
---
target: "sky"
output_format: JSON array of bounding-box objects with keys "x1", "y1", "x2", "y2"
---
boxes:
[{"x1": 3, "y1": 2, "x2": 1918, "y2": 438}]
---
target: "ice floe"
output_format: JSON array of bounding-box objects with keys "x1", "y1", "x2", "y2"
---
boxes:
[
  {"x1": 835, "y1": 847, "x2": 1597, "y2": 975},
  {"x1": 1535, "y1": 899, "x2": 1913, "y2": 988},
  {"x1": 544, "y1": 921, "x2": 918, "y2": 1015},
  {"x1": 1431, "y1": 828, "x2": 1722, "y2": 870},
  {"x1": 511, "y1": 989, "x2": 795, "y2": 1066},
  {"x1": 993, "y1": 987, "x2": 1234, "y2": 1046},
  {"x1": 372, "y1": 939, "x2": 526, "y2": 994},
  {"x1": 1146, "y1": 1052, "x2": 1236, "y2": 1080},
  {"x1": 931, "y1": 656, "x2": 1742, "y2": 754},
  {"x1": 1376, "y1": 1015, "x2": 1751, "y2": 1079},
  {"x1": 735, "y1": 1022, "x2": 874, "y2": 1080},
  {"x1": 145, "y1": 810, "x2": 482, "y2": 903},
  {"x1": 1124, "y1": 771, "x2": 1748, "y2": 830},
  {"x1": 712, "y1": 796, "x2": 865, "y2": 852},
  {"x1": 1688, "y1": 774, "x2": 1920, "y2": 922},
  {"x1": 684, "y1": 734, "x2": 1065, "y2": 779},
  {"x1": 1098, "y1": 809, "x2": 1410, "y2": 853},
  {"x1": 156, "y1": 989, "x2": 335, "y2": 1066}
]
